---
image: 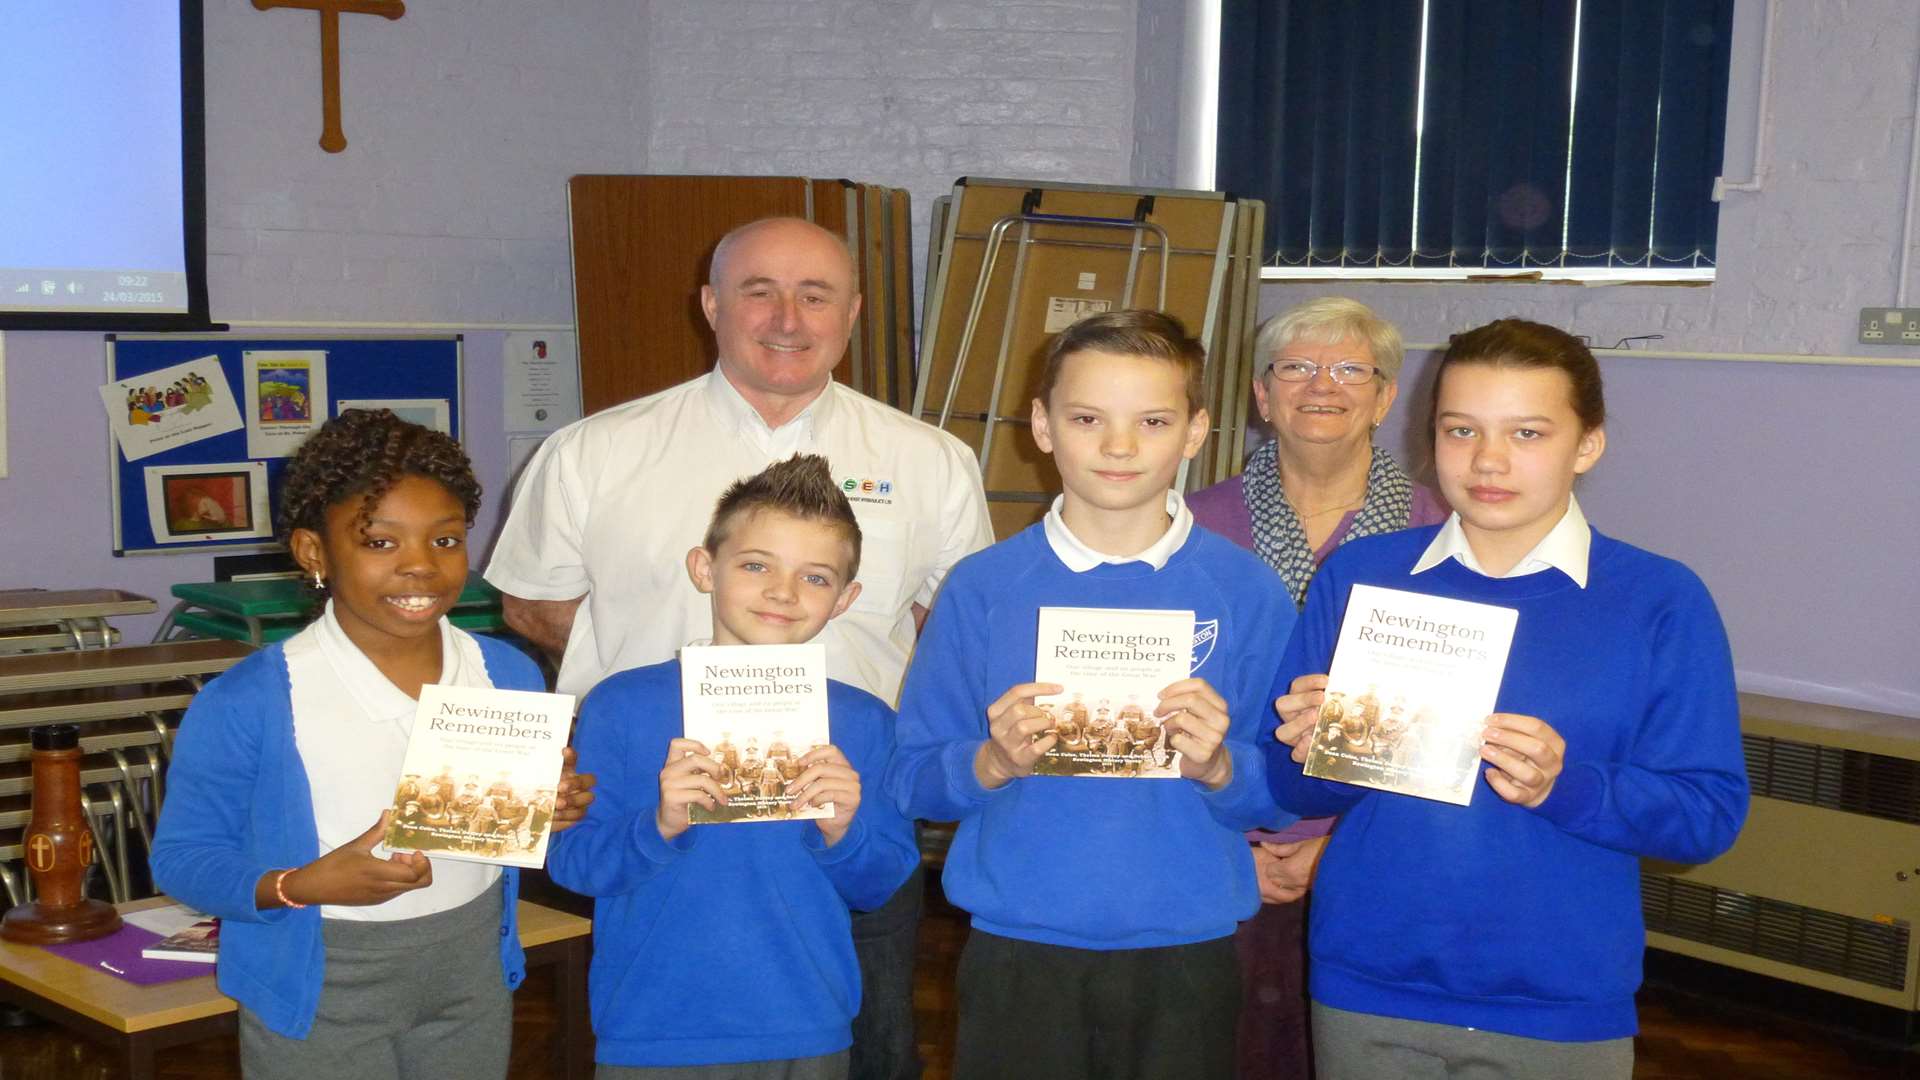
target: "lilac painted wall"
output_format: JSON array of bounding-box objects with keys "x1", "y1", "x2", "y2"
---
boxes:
[
  {"x1": 1254, "y1": 0, "x2": 1920, "y2": 716},
  {"x1": 1, "y1": 0, "x2": 1915, "y2": 717},
  {"x1": 1361, "y1": 348, "x2": 1920, "y2": 719}
]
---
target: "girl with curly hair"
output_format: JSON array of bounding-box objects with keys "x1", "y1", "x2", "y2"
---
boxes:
[{"x1": 153, "y1": 409, "x2": 593, "y2": 1080}]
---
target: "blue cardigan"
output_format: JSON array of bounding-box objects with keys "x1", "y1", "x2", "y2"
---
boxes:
[{"x1": 151, "y1": 634, "x2": 541, "y2": 1039}]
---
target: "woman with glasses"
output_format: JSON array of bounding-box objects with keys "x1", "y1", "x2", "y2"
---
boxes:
[{"x1": 1188, "y1": 296, "x2": 1446, "y2": 1079}]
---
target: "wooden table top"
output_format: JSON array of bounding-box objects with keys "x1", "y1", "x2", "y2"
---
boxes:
[
  {"x1": 0, "y1": 897, "x2": 590, "y2": 1035},
  {"x1": 0, "y1": 591, "x2": 155, "y2": 628},
  {"x1": 0, "y1": 641, "x2": 251, "y2": 696}
]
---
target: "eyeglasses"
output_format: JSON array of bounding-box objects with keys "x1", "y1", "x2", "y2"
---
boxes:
[{"x1": 1264, "y1": 359, "x2": 1379, "y2": 385}]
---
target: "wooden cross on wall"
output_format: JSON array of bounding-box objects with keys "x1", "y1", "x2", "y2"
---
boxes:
[{"x1": 254, "y1": 0, "x2": 406, "y2": 153}]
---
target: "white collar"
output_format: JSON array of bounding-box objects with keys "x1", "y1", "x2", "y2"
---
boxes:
[
  {"x1": 1043, "y1": 490, "x2": 1193, "y2": 572},
  {"x1": 702, "y1": 368, "x2": 832, "y2": 438},
  {"x1": 313, "y1": 599, "x2": 463, "y2": 723},
  {"x1": 1411, "y1": 494, "x2": 1592, "y2": 587}
]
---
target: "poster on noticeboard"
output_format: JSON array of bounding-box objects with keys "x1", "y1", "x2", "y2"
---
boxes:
[{"x1": 243, "y1": 350, "x2": 329, "y2": 458}]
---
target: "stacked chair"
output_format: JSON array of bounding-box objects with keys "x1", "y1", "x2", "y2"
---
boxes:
[{"x1": 915, "y1": 177, "x2": 1267, "y2": 538}]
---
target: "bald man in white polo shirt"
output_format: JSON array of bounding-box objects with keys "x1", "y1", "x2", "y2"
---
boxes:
[{"x1": 487, "y1": 216, "x2": 992, "y2": 1080}]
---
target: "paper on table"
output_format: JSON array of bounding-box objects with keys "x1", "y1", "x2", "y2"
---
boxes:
[{"x1": 123, "y1": 902, "x2": 207, "y2": 938}]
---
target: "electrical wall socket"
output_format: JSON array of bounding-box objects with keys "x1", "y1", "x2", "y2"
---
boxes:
[{"x1": 1858, "y1": 307, "x2": 1920, "y2": 344}]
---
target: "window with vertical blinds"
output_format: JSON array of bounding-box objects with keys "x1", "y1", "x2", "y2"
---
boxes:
[{"x1": 1216, "y1": 0, "x2": 1735, "y2": 277}]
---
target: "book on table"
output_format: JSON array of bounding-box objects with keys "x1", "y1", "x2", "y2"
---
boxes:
[
  {"x1": 1032, "y1": 606, "x2": 1196, "y2": 779},
  {"x1": 128, "y1": 904, "x2": 219, "y2": 964},
  {"x1": 681, "y1": 642, "x2": 833, "y2": 824},
  {"x1": 1302, "y1": 583, "x2": 1518, "y2": 805},
  {"x1": 381, "y1": 683, "x2": 577, "y2": 868}
]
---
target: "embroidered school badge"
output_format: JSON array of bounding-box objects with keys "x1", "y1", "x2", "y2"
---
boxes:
[{"x1": 1190, "y1": 619, "x2": 1219, "y2": 672}]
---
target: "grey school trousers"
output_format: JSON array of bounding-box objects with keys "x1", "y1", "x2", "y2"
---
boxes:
[
  {"x1": 1312, "y1": 1001, "x2": 1634, "y2": 1080},
  {"x1": 238, "y1": 882, "x2": 512, "y2": 1080}
]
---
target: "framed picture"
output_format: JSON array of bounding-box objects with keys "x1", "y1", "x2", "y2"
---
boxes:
[{"x1": 142, "y1": 461, "x2": 272, "y2": 545}]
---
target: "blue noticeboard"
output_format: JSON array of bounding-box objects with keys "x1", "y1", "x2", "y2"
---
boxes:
[{"x1": 105, "y1": 334, "x2": 464, "y2": 556}]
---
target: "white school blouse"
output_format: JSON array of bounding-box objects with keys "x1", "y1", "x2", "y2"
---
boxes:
[{"x1": 286, "y1": 602, "x2": 500, "y2": 921}]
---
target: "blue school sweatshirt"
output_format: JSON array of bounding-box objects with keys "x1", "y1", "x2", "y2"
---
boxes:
[
  {"x1": 150, "y1": 636, "x2": 535, "y2": 1039},
  {"x1": 885, "y1": 522, "x2": 1297, "y2": 950},
  {"x1": 547, "y1": 660, "x2": 918, "y2": 1068},
  {"x1": 1266, "y1": 526, "x2": 1750, "y2": 1041}
]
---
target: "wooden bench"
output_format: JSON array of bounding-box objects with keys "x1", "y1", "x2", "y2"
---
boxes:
[
  {"x1": 0, "y1": 640, "x2": 250, "y2": 697},
  {"x1": 0, "y1": 642, "x2": 248, "y2": 904},
  {"x1": 0, "y1": 896, "x2": 594, "y2": 1080},
  {"x1": 0, "y1": 624, "x2": 121, "y2": 655},
  {"x1": 0, "y1": 683, "x2": 198, "y2": 733},
  {"x1": 0, "y1": 590, "x2": 155, "y2": 651}
]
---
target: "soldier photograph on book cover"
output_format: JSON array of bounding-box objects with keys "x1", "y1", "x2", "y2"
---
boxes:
[
  {"x1": 387, "y1": 765, "x2": 560, "y2": 860},
  {"x1": 1030, "y1": 690, "x2": 1180, "y2": 778},
  {"x1": 690, "y1": 729, "x2": 834, "y2": 823},
  {"x1": 1303, "y1": 685, "x2": 1486, "y2": 804}
]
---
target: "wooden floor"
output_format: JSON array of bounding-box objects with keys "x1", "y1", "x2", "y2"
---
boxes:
[{"x1": 4, "y1": 875, "x2": 1918, "y2": 1079}]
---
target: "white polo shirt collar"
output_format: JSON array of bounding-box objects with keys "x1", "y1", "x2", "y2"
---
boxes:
[
  {"x1": 311, "y1": 598, "x2": 466, "y2": 723},
  {"x1": 1043, "y1": 490, "x2": 1193, "y2": 572},
  {"x1": 703, "y1": 368, "x2": 831, "y2": 458},
  {"x1": 1411, "y1": 494, "x2": 1592, "y2": 587}
]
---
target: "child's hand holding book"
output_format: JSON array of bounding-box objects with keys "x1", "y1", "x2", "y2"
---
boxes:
[
  {"x1": 787, "y1": 744, "x2": 860, "y2": 846},
  {"x1": 1479, "y1": 713, "x2": 1565, "y2": 807},
  {"x1": 551, "y1": 746, "x2": 597, "y2": 833},
  {"x1": 657, "y1": 738, "x2": 725, "y2": 842},
  {"x1": 265, "y1": 810, "x2": 432, "y2": 909},
  {"x1": 1272, "y1": 674, "x2": 1329, "y2": 764},
  {"x1": 972, "y1": 681, "x2": 1064, "y2": 790},
  {"x1": 1156, "y1": 677, "x2": 1233, "y2": 790}
]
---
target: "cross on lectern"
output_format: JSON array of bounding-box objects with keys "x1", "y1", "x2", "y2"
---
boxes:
[
  {"x1": 27, "y1": 834, "x2": 54, "y2": 872},
  {"x1": 254, "y1": 0, "x2": 406, "y2": 153}
]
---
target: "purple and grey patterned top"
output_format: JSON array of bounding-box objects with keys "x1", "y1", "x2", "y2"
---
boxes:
[{"x1": 1190, "y1": 459, "x2": 1448, "y2": 843}]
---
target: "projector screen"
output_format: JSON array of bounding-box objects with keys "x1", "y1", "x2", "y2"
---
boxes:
[{"x1": 0, "y1": 1, "x2": 212, "y2": 330}]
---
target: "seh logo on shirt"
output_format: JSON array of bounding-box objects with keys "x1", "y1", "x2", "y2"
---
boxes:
[{"x1": 840, "y1": 476, "x2": 894, "y2": 505}]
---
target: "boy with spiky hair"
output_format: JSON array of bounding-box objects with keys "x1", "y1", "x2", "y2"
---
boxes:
[
  {"x1": 550, "y1": 454, "x2": 917, "y2": 1077},
  {"x1": 886, "y1": 311, "x2": 1298, "y2": 1080}
]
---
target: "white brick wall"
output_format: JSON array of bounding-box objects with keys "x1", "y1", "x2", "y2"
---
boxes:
[
  {"x1": 646, "y1": 0, "x2": 1141, "y2": 275},
  {"x1": 200, "y1": 0, "x2": 1146, "y2": 325},
  {"x1": 203, "y1": 0, "x2": 650, "y2": 325}
]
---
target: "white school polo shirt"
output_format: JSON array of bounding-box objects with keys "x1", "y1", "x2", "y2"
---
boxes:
[
  {"x1": 286, "y1": 603, "x2": 500, "y2": 921},
  {"x1": 1041, "y1": 490, "x2": 1194, "y2": 572},
  {"x1": 485, "y1": 372, "x2": 993, "y2": 703},
  {"x1": 1410, "y1": 494, "x2": 1593, "y2": 587}
]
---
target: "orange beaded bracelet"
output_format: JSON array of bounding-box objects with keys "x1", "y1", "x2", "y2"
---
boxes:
[{"x1": 274, "y1": 868, "x2": 307, "y2": 909}]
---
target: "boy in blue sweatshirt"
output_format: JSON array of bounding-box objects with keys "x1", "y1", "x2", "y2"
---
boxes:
[
  {"x1": 548, "y1": 454, "x2": 919, "y2": 1077},
  {"x1": 886, "y1": 310, "x2": 1298, "y2": 1080}
]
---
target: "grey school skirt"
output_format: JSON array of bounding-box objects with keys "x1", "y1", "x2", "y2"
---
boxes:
[{"x1": 238, "y1": 880, "x2": 512, "y2": 1080}]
